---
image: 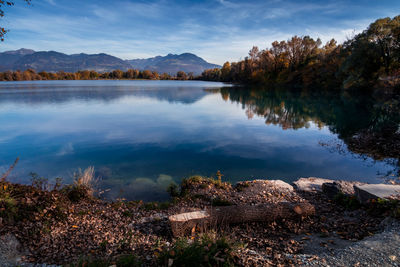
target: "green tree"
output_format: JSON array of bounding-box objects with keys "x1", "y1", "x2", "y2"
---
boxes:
[
  {"x1": 338, "y1": 16, "x2": 400, "y2": 88},
  {"x1": 366, "y1": 16, "x2": 400, "y2": 74}
]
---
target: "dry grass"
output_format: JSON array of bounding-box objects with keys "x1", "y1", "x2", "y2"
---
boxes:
[{"x1": 72, "y1": 166, "x2": 97, "y2": 197}]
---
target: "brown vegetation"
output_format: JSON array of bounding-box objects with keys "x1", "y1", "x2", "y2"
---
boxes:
[
  {"x1": 201, "y1": 16, "x2": 400, "y2": 90},
  {"x1": 0, "y1": 174, "x2": 398, "y2": 266},
  {"x1": 0, "y1": 69, "x2": 196, "y2": 81}
]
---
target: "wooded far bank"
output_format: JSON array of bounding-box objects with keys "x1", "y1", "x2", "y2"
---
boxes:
[
  {"x1": 200, "y1": 15, "x2": 400, "y2": 91},
  {"x1": 0, "y1": 69, "x2": 195, "y2": 81},
  {"x1": 1, "y1": 15, "x2": 399, "y2": 92}
]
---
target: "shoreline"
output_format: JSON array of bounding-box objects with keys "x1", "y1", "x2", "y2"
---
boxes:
[{"x1": 1, "y1": 176, "x2": 399, "y2": 266}]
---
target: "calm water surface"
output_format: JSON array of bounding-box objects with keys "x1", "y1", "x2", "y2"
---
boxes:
[{"x1": 0, "y1": 80, "x2": 394, "y2": 200}]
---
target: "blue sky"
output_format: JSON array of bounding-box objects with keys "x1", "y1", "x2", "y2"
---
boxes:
[{"x1": 0, "y1": 0, "x2": 399, "y2": 64}]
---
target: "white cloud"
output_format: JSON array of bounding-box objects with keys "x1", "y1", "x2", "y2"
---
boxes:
[
  {"x1": 45, "y1": 0, "x2": 56, "y2": 6},
  {"x1": 0, "y1": 0, "x2": 397, "y2": 65}
]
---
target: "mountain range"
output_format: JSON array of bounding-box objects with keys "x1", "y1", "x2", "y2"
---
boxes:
[{"x1": 0, "y1": 49, "x2": 220, "y2": 75}]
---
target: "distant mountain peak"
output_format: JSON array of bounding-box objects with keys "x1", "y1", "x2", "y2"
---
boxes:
[
  {"x1": 0, "y1": 49, "x2": 220, "y2": 74},
  {"x1": 3, "y1": 48, "x2": 35, "y2": 55},
  {"x1": 127, "y1": 53, "x2": 220, "y2": 75}
]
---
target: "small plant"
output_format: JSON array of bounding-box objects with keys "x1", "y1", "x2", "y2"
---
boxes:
[
  {"x1": 159, "y1": 234, "x2": 237, "y2": 267},
  {"x1": 167, "y1": 182, "x2": 180, "y2": 198},
  {"x1": 211, "y1": 197, "x2": 232, "y2": 206},
  {"x1": 180, "y1": 176, "x2": 231, "y2": 194},
  {"x1": 53, "y1": 177, "x2": 63, "y2": 190},
  {"x1": 62, "y1": 166, "x2": 97, "y2": 202},
  {"x1": 235, "y1": 182, "x2": 250, "y2": 192},
  {"x1": 216, "y1": 170, "x2": 223, "y2": 184},
  {"x1": 122, "y1": 210, "x2": 133, "y2": 217},
  {"x1": 73, "y1": 166, "x2": 96, "y2": 196},
  {"x1": 368, "y1": 198, "x2": 400, "y2": 218},
  {"x1": 116, "y1": 254, "x2": 142, "y2": 267},
  {"x1": 334, "y1": 193, "x2": 361, "y2": 210},
  {"x1": 0, "y1": 183, "x2": 18, "y2": 222},
  {"x1": 30, "y1": 172, "x2": 49, "y2": 190}
]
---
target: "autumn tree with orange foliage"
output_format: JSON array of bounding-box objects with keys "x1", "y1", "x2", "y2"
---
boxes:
[{"x1": 201, "y1": 15, "x2": 400, "y2": 91}]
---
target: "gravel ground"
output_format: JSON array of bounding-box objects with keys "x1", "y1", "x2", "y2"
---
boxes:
[{"x1": 298, "y1": 218, "x2": 400, "y2": 267}]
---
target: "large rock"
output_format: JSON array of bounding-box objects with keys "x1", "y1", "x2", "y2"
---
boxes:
[
  {"x1": 293, "y1": 177, "x2": 334, "y2": 192},
  {"x1": 322, "y1": 181, "x2": 366, "y2": 199},
  {"x1": 354, "y1": 184, "x2": 400, "y2": 203},
  {"x1": 321, "y1": 182, "x2": 342, "y2": 199},
  {"x1": 262, "y1": 180, "x2": 294, "y2": 191}
]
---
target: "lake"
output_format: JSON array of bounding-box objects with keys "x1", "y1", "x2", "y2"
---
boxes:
[{"x1": 0, "y1": 80, "x2": 396, "y2": 201}]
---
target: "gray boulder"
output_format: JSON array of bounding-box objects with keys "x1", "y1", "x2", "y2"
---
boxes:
[
  {"x1": 293, "y1": 177, "x2": 334, "y2": 192},
  {"x1": 322, "y1": 180, "x2": 366, "y2": 199},
  {"x1": 354, "y1": 184, "x2": 400, "y2": 204}
]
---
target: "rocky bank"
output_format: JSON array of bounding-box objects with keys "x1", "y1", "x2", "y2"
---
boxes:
[{"x1": 0, "y1": 177, "x2": 399, "y2": 266}]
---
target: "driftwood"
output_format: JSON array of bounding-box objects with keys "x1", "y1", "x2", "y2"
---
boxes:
[{"x1": 169, "y1": 202, "x2": 315, "y2": 237}]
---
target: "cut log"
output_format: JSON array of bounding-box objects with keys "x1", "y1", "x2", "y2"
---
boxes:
[
  {"x1": 169, "y1": 210, "x2": 211, "y2": 238},
  {"x1": 169, "y1": 202, "x2": 315, "y2": 237}
]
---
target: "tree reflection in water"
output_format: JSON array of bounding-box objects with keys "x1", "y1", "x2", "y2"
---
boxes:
[{"x1": 220, "y1": 86, "x2": 400, "y2": 182}]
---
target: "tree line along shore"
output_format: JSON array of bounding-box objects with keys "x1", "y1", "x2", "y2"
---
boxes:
[
  {"x1": 1, "y1": 15, "x2": 399, "y2": 93},
  {"x1": 202, "y1": 16, "x2": 400, "y2": 91},
  {"x1": 0, "y1": 69, "x2": 196, "y2": 81}
]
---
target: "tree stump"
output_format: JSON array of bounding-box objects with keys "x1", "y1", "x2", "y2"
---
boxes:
[
  {"x1": 169, "y1": 202, "x2": 315, "y2": 237},
  {"x1": 169, "y1": 210, "x2": 211, "y2": 237}
]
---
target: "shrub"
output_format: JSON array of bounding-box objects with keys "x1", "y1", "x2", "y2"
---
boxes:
[
  {"x1": 334, "y1": 193, "x2": 361, "y2": 210},
  {"x1": 167, "y1": 183, "x2": 180, "y2": 198},
  {"x1": 30, "y1": 172, "x2": 49, "y2": 190},
  {"x1": 116, "y1": 254, "x2": 142, "y2": 267},
  {"x1": 368, "y1": 198, "x2": 400, "y2": 218},
  {"x1": 180, "y1": 176, "x2": 231, "y2": 196},
  {"x1": 235, "y1": 182, "x2": 250, "y2": 192},
  {"x1": 0, "y1": 183, "x2": 17, "y2": 222},
  {"x1": 0, "y1": 182, "x2": 68, "y2": 224},
  {"x1": 159, "y1": 234, "x2": 237, "y2": 267}
]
